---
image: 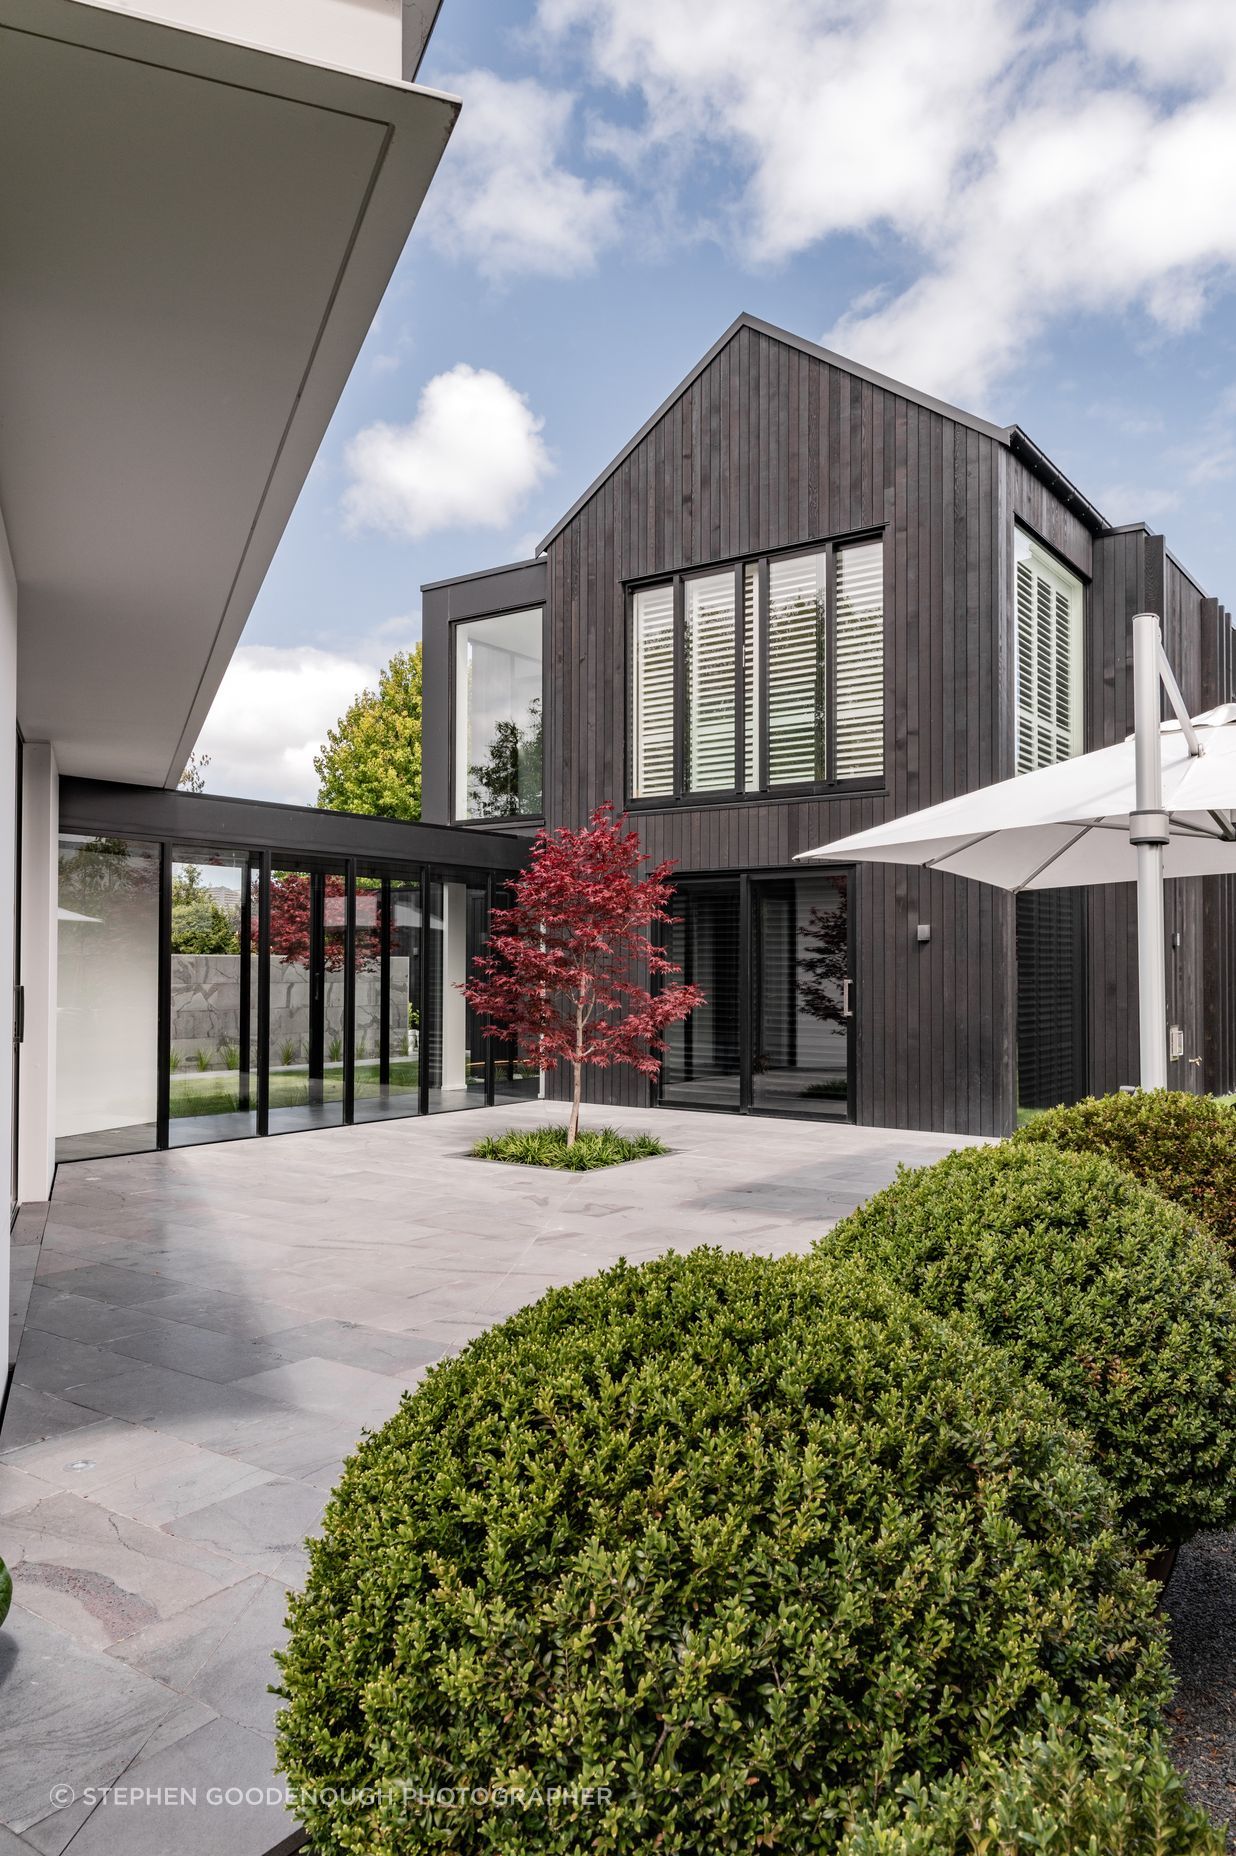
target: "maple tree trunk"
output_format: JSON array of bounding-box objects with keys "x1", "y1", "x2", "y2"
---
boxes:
[{"x1": 567, "y1": 1061, "x2": 582, "y2": 1148}]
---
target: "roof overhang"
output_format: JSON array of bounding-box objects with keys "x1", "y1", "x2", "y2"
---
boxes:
[{"x1": 0, "y1": 0, "x2": 458, "y2": 784}]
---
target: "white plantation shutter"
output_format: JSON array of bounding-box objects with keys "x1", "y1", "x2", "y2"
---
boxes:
[
  {"x1": 834, "y1": 542, "x2": 884, "y2": 780},
  {"x1": 768, "y1": 551, "x2": 826, "y2": 784},
  {"x1": 685, "y1": 572, "x2": 737, "y2": 791},
  {"x1": 1015, "y1": 531, "x2": 1083, "y2": 772},
  {"x1": 631, "y1": 583, "x2": 675, "y2": 797},
  {"x1": 743, "y1": 564, "x2": 759, "y2": 790}
]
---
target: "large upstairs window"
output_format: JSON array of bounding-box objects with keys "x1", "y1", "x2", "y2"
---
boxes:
[
  {"x1": 629, "y1": 537, "x2": 884, "y2": 802},
  {"x1": 1015, "y1": 529, "x2": 1084, "y2": 772},
  {"x1": 454, "y1": 608, "x2": 544, "y2": 819}
]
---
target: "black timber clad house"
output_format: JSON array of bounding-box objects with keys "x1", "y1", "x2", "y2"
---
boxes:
[{"x1": 422, "y1": 314, "x2": 1236, "y2": 1137}]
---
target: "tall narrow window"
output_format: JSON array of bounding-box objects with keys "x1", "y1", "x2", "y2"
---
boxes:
[
  {"x1": 767, "y1": 551, "x2": 827, "y2": 785},
  {"x1": 834, "y1": 541, "x2": 884, "y2": 780},
  {"x1": 743, "y1": 564, "x2": 759, "y2": 791},
  {"x1": 631, "y1": 583, "x2": 675, "y2": 797},
  {"x1": 454, "y1": 609, "x2": 543, "y2": 819},
  {"x1": 685, "y1": 571, "x2": 737, "y2": 792},
  {"x1": 1015, "y1": 530, "x2": 1084, "y2": 772}
]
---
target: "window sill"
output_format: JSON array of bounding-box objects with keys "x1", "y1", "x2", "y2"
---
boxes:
[{"x1": 625, "y1": 785, "x2": 887, "y2": 813}]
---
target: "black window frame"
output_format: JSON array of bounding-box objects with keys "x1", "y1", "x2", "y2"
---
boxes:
[
  {"x1": 449, "y1": 604, "x2": 547, "y2": 828},
  {"x1": 625, "y1": 528, "x2": 887, "y2": 809}
]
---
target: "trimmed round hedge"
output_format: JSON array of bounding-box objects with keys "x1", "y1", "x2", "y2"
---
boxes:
[
  {"x1": 275, "y1": 1250, "x2": 1210, "y2": 1855},
  {"x1": 1015, "y1": 1088, "x2": 1236, "y2": 1260},
  {"x1": 818, "y1": 1142, "x2": 1236, "y2": 1549}
]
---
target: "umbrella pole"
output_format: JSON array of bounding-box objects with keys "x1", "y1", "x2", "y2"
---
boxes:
[{"x1": 1131, "y1": 611, "x2": 1168, "y2": 1090}]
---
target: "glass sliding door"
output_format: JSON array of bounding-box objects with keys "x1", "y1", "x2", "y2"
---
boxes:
[
  {"x1": 661, "y1": 882, "x2": 742, "y2": 1108},
  {"x1": 751, "y1": 874, "x2": 849, "y2": 1117},
  {"x1": 167, "y1": 845, "x2": 255, "y2": 1146},
  {"x1": 425, "y1": 877, "x2": 489, "y2": 1112},
  {"x1": 661, "y1": 873, "x2": 852, "y2": 1120},
  {"x1": 353, "y1": 870, "x2": 422, "y2": 1123},
  {"x1": 267, "y1": 863, "x2": 346, "y2": 1134},
  {"x1": 56, "y1": 834, "x2": 160, "y2": 1160}
]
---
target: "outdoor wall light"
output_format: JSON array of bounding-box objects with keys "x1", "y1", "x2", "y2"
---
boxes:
[{"x1": 916, "y1": 923, "x2": 931, "y2": 943}]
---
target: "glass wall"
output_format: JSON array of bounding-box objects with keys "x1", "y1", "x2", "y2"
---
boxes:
[
  {"x1": 353, "y1": 871, "x2": 421, "y2": 1123},
  {"x1": 454, "y1": 609, "x2": 543, "y2": 819},
  {"x1": 56, "y1": 835, "x2": 160, "y2": 1160},
  {"x1": 267, "y1": 864, "x2": 346, "y2": 1135},
  {"x1": 54, "y1": 834, "x2": 542, "y2": 1160},
  {"x1": 661, "y1": 873, "x2": 852, "y2": 1120},
  {"x1": 168, "y1": 845, "x2": 255, "y2": 1147},
  {"x1": 425, "y1": 878, "x2": 488, "y2": 1111},
  {"x1": 751, "y1": 874, "x2": 849, "y2": 1117},
  {"x1": 661, "y1": 883, "x2": 742, "y2": 1109}
]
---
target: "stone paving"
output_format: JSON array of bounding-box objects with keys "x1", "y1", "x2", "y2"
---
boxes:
[{"x1": 0, "y1": 1103, "x2": 980, "y2": 1856}]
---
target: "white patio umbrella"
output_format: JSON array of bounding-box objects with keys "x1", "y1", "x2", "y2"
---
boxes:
[{"x1": 796, "y1": 613, "x2": 1236, "y2": 1089}]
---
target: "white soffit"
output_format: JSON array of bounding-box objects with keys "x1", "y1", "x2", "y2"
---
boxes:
[{"x1": 0, "y1": 0, "x2": 458, "y2": 784}]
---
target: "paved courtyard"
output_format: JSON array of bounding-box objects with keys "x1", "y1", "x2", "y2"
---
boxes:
[{"x1": 0, "y1": 1104, "x2": 980, "y2": 1856}]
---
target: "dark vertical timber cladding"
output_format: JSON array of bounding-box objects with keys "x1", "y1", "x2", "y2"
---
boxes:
[{"x1": 544, "y1": 323, "x2": 1019, "y2": 1133}]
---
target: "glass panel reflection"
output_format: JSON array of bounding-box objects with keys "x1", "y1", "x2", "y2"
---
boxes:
[
  {"x1": 56, "y1": 835, "x2": 160, "y2": 1160},
  {"x1": 267, "y1": 865, "x2": 346, "y2": 1134},
  {"x1": 751, "y1": 874, "x2": 848, "y2": 1117},
  {"x1": 660, "y1": 883, "x2": 742, "y2": 1108},
  {"x1": 353, "y1": 873, "x2": 422, "y2": 1122},
  {"x1": 167, "y1": 845, "x2": 255, "y2": 1146},
  {"x1": 426, "y1": 879, "x2": 488, "y2": 1111}
]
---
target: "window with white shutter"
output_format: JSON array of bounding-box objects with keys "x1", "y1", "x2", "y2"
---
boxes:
[
  {"x1": 627, "y1": 536, "x2": 885, "y2": 801},
  {"x1": 631, "y1": 583, "x2": 675, "y2": 797},
  {"x1": 835, "y1": 541, "x2": 884, "y2": 780},
  {"x1": 685, "y1": 572, "x2": 737, "y2": 792},
  {"x1": 743, "y1": 564, "x2": 759, "y2": 791},
  {"x1": 768, "y1": 551, "x2": 827, "y2": 785},
  {"x1": 1015, "y1": 529, "x2": 1084, "y2": 772}
]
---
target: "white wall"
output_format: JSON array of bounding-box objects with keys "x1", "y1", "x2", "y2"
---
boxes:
[
  {"x1": 0, "y1": 502, "x2": 18, "y2": 1359},
  {"x1": 18, "y1": 743, "x2": 57, "y2": 1202},
  {"x1": 78, "y1": 0, "x2": 404, "y2": 83}
]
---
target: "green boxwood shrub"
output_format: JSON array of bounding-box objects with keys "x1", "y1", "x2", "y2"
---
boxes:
[
  {"x1": 818, "y1": 1142, "x2": 1236, "y2": 1549},
  {"x1": 1015, "y1": 1088, "x2": 1236, "y2": 1260},
  {"x1": 276, "y1": 1251, "x2": 1211, "y2": 1854}
]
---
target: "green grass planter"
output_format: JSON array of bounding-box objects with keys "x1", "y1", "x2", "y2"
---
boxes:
[
  {"x1": 470, "y1": 1125, "x2": 666, "y2": 1171},
  {"x1": 275, "y1": 1251, "x2": 1213, "y2": 1854},
  {"x1": 1015, "y1": 1087, "x2": 1236, "y2": 1261},
  {"x1": 818, "y1": 1142, "x2": 1236, "y2": 1550}
]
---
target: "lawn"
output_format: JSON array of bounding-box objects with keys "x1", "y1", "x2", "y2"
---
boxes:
[{"x1": 169, "y1": 1059, "x2": 421, "y2": 1118}]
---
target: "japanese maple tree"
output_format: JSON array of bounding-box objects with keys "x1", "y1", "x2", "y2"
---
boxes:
[{"x1": 463, "y1": 806, "x2": 704, "y2": 1146}]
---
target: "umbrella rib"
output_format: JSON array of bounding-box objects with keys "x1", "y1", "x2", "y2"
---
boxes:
[
  {"x1": 921, "y1": 830, "x2": 1000, "y2": 869},
  {"x1": 1011, "y1": 823, "x2": 1095, "y2": 894}
]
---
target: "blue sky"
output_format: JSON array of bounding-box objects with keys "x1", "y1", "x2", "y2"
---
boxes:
[{"x1": 197, "y1": 0, "x2": 1236, "y2": 801}]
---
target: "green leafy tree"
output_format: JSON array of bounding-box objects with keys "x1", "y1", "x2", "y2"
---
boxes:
[
  {"x1": 314, "y1": 646, "x2": 421, "y2": 821},
  {"x1": 171, "y1": 864, "x2": 240, "y2": 954},
  {"x1": 468, "y1": 697, "x2": 543, "y2": 818}
]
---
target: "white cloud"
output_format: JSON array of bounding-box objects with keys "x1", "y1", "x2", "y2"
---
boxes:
[
  {"x1": 192, "y1": 643, "x2": 394, "y2": 806},
  {"x1": 421, "y1": 69, "x2": 623, "y2": 279},
  {"x1": 342, "y1": 364, "x2": 552, "y2": 541},
  {"x1": 540, "y1": 0, "x2": 1236, "y2": 404}
]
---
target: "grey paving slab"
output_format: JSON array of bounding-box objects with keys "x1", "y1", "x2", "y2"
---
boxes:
[
  {"x1": 109, "y1": 1573, "x2": 289, "y2": 1737},
  {"x1": 28, "y1": 1716, "x2": 286, "y2": 1856},
  {"x1": 262, "y1": 1318, "x2": 446, "y2": 1375},
  {"x1": 0, "y1": 1606, "x2": 200, "y2": 1837},
  {"x1": 228, "y1": 1357, "x2": 411, "y2": 1430},
  {"x1": 165, "y1": 1478, "x2": 327, "y2": 1577},
  {"x1": 0, "y1": 1384, "x2": 109, "y2": 1452},
  {"x1": 21, "y1": 1288, "x2": 149, "y2": 1346},
  {"x1": 1, "y1": 1489, "x2": 253, "y2": 1650}
]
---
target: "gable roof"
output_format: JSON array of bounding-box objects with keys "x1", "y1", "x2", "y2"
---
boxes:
[{"x1": 537, "y1": 313, "x2": 1105, "y2": 551}]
